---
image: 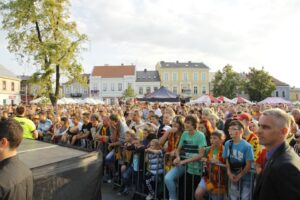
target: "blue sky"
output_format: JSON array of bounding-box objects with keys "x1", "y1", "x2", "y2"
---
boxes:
[{"x1": 1, "y1": 0, "x2": 300, "y2": 87}]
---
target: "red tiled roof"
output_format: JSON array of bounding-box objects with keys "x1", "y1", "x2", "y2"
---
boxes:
[{"x1": 92, "y1": 65, "x2": 135, "y2": 77}]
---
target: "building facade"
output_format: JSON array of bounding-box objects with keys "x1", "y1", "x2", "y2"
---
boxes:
[
  {"x1": 156, "y1": 61, "x2": 210, "y2": 98},
  {"x1": 290, "y1": 87, "x2": 300, "y2": 101},
  {"x1": 271, "y1": 77, "x2": 290, "y2": 100},
  {"x1": 90, "y1": 65, "x2": 136, "y2": 104},
  {"x1": 135, "y1": 69, "x2": 160, "y2": 98},
  {"x1": 0, "y1": 64, "x2": 21, "y2": 105},
  {"x1": 62, "y1": 74, "x2": 90, "y2": 98}
]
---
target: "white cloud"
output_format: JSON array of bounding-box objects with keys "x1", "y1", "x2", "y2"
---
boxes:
[{"x1": 1, "y1": 0, "x2": 300, "y2": 86}]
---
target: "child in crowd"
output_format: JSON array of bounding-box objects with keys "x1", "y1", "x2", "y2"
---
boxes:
[
  {"x1": 144, "y1": 139, "x2": 164, "y2": 200},
  {"x1": 222, "y1": 120, "x2": 254, "y2": 200},
  {"x1": 118, "y1": 129, "x2": 136, "y2": 195},
  {"x1": 195, "y1": 130, "x2": 226, "y2": 200}
]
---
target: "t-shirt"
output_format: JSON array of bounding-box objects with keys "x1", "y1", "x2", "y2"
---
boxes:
[
  {"x1": 179, "y1": 130, "x2": 207, "y2": 175},
  {"x1": 222, "y1": 139, "x2": 254, "y2": 180},
  {"x1": 81, "y1": 122, "x2": 93, "y2": 140},
  {"x1": 14, "y1": 116, "x2": 36, "y2": 139}
]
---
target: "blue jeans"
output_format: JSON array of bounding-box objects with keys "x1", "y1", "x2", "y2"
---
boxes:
[
  {"x1": 164, "y1": 166, "x2": 185, "y2": 200},
  {"x1": 229, "y1": 179, "x2": 251, "y2": 200}
]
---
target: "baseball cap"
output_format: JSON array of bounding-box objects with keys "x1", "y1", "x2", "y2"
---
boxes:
[{"x1": 238, "y1": 113, "x2": 252, "y2": 121}]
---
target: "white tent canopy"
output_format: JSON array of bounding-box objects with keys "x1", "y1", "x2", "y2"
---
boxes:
[
  {"x1": 57, "y1": 97, "x2": 77, "y2": 105},
  {"x1": 30, "y1": 97, "x2": 49, "y2": 104},
  {"x1": 258, "y1": 97, "x2": 291, "y2": 104}
]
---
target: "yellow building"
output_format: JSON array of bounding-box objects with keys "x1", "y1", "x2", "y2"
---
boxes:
[
  {"x1": 290, "y1": 87, "x2": 300, "y2": 101},
  {"x1": 155, "y1": 61, "x2": 210, "y2": 98}
]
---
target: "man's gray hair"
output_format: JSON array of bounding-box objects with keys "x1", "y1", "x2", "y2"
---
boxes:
[{"x1": 262, "y1": 108, "x2": 290, "y2": 129}]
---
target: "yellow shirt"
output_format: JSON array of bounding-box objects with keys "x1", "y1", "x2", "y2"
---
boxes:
[
  {"x1": 244, "y1": 132, "x2": 260, "y2": 161},
  {"x1": 14, "y1": 116, "x2": 36, "y2": 139}
]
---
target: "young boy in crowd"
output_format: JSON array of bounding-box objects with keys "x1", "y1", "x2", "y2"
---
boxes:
[
  {"x1": 195, "y1": 130, "x2": 226, "y2": 200},
  {"x1": 117, "y1": 129, "x2": 136, "y2": 196},
  {"x1": 222, "y1": 120, "x2": 254, "y2": 200},
  {"x1": 144, "y1": 139, "x2": 164, "y2": 200}
]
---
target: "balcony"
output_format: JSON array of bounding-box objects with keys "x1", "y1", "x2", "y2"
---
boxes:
[
  {"x1": 70, "y1": 93, "x2": 83, "y2": 97},
  {"x1": 90, "y1": 90, "x2": 99, "y2": 94}
]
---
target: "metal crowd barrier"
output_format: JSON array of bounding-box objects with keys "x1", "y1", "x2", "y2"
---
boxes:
[{"x1": 93, "y1": 142, "x2": 257, "y2": 200}]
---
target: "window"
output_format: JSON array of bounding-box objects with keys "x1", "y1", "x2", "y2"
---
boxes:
[
  {"x1": 11, "y1": 82, "x2": 15, "y2": 91},
  {"x1": 202, "y1": 72, "x2": 206, "y2": 81},
  {"x1": 146, "y1": 87, "x2": 151, "y2": 94},
  {"x1": 173, "y1": 86, "x2": 177, "y2": 94},
  {"x1": 276, "y1": 91, "x2": 279, "y2": 97},
  {"x1": 111, "y1": 83, "x2": 114, "y2": 91},
  {"x1": 194, "y1": 86, "x2": 198, "y2": 95},
  {"x1": 194, "y1": 72, "x2": 198, "y2": 81},
  {"x1": 183, "y1": 72, "x2": 188, "y2": 81},
  {"x1": 103, "y1": 83, "x2": 107, "y2": 91},
  {"x1": 282, "y1": 91, "x2": 285, "y2": 98},
  {"x1": 202, "y1": 86, "x2": 206, "y2": 94},
  {"x1": 118, "y1": 83, "x2": 122, "y2": 91},
  {"x1": 154, "y1": 87, "x2": 158, "y2": 91},
  {"x1": 2, "y1": 81, "x2": 6, "y2": 90},
  {"x1": 93, "y1": 84, "x2": 97, "y2": 90},
  {"x1": 164, "y1": 73, "x2": 169, "y2": 81},
  {"x1": 66, "y1": 86, "x2": 70, "y2": 94},
  {"x1": 139, "y1": 87, "x2": 143, "y2": 95},
  {"x1": 172, "y1": 72, "x2": 177, "y2": 81}
]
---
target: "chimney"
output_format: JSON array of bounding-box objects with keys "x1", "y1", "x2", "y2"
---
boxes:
[
  {"x1": 144, "y1": 68, "x2": 147, "y2": 72},
  {"x1": 176, "y1": 60, "x2": 179, "y2": 64},
  {"x1": 188, "y1": 61, "x2": 191, "y2": 64},
  {"x1": 121, "y1": 63, "x2": 124, "y2": 66}
]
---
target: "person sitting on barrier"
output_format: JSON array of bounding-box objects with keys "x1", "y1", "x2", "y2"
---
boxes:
[
  {"x1": 51, "y1": 116, "x2": 69, "y2": 144},
  {"x1": 61, "y1": 114, "x2": 82, "y2": 144},
  {"x1": 117, "y1": 129, "x2": 136, "y2": 196},
  {"x1": 222, "y1": 120, "x2": 254, "y2": 200},
  {"x1": 144, "y1": 139, "x2": 164, "y2": 200},
  {"x1": 165, "y1": 114, "x2": 207, "y2": 200},
  {"x1": 195, "y1": 130, "x2": 226, "y2": 200},
  {"x1": 71, "y1": 112, "x2": 92, "y2": 147},
  {"x1": 37, "y1": 110, "x2": 53, "y2": 141},
  {"x1": 159, "y1": 115, "x2": 185, "y2": 172}
]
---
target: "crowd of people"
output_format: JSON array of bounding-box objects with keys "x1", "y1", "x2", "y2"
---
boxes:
[{"x1": 0, "y1": 101, "x2": 300, "y2": 200}]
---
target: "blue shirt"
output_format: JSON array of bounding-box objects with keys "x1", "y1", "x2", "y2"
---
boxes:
[{"x1": 223, "y1": 139, "x2": 254, "y2": 181}]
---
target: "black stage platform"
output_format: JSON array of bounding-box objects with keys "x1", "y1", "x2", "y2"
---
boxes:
[{"x1": 18, "y1": 139, "x2": 102, "y2": 200}]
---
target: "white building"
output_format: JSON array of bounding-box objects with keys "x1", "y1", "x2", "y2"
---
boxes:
[
  {"x1": 62, "y1": 74, "x2": 90, "y2": 98},
  {"x1": 0, "y1": 64, "x2": 21, "y2": 105},
  {"x1": 90, "y1": 65, "x2": 136, "y2": 104},
  {"x1": 135, "y1": 69, "x2": 160, "y2": 98}
]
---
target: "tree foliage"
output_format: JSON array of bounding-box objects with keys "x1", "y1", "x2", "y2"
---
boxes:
[
  {"x1": 212, "y1": 65, "x2": 243, "y2": 99},
  {"x1": 123, "y1": 85, "x2": 136, "y2": 98},
  {"x1": 0, "y1": 0, "x2": 87, "y2": 106},
  {"x1": 244, "y1": 67, "x2": 275, "y2": 102}
]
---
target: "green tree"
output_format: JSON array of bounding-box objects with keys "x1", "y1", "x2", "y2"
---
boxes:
[
  {"x1": 212, "y1": 65, "x2": 243, "y2": 98},
  {"x1": 244, "y1": 67, "x2": 275, "y2": 102},
  {"x1": 0, "y1": 0, "x2": 87, "y2": 106},
  {"x1": 123, "y1": 84, "x2": 136, "y2": 98}
]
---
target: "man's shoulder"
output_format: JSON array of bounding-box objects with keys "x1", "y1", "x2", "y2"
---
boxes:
[
  {"x1": 273, "y1": 147, "x2": 300, "y2": 169},
  {"x1": 0, "y1": 156, "x2": 32, "y2": 186}
]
